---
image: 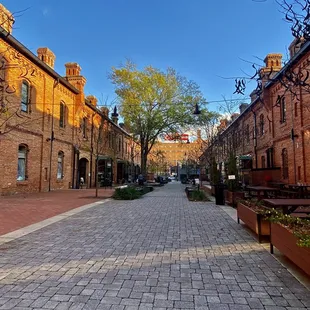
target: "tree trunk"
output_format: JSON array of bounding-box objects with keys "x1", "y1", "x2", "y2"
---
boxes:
[{"x1": 141, "y1": 152, "x2": 148, "y2": 176}]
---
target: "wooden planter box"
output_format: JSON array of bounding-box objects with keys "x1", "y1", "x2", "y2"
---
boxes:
[
  {"x1": 226, "y1": 191, "x2": 245, "y2": 207},
  {"x1": 270, "y1": 223, "x2": 310, "y2": 276},
  {"x1": 237, "y1": 202, "x2": 270, "y2": 243}
]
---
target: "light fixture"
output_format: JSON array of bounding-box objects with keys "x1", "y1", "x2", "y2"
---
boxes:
[{"x1": 193, "y1": 102, "x2": 201, "y2": 115}]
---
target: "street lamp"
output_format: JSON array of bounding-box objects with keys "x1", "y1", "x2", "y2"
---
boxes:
[{"x1": 193, "y1": 102, "x2": 201, "y2": 115}]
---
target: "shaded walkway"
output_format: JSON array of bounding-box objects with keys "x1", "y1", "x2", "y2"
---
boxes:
[{"x1": 0, "y1": 182, "x2": 309, "y2": 309}]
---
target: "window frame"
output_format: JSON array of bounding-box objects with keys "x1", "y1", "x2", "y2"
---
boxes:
[
  {"x1": 259, "y1": 114, "x2": 264, "y2": 136},
  {"x1": 57, "y1": 151, "x2": 64, "y2": 180},
  {"x1": 17, "y1": 144, "x2": 28, "y2": 181},
  {"x1": 21, "y1": 81, "x2": 30, "y2": 113},
  {"x1": 59, "y1": 102, "x2": 66, "y2": 128},
  {"x1": 280, "y1": 97, "x2": 286, "y2": 123}
]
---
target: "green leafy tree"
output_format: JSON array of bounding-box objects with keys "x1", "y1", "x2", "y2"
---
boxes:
[
  {"x1": 227, "y1": 152, "x2": 239, "y2": 192},
  {"x1": 109, "y1": 61, "x2": 207, "y2": 175}
]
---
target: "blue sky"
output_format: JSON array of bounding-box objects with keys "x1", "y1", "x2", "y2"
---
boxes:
[{"x1": 3, "y1": 0, "x2": 293, "y2": 111}]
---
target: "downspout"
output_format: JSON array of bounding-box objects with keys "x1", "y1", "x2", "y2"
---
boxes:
[
  {"x1": 90, "y1": 114, "x2": 94, "y2": 187},
  {"x1": 48, "y1": 78, "x2": 59, "y2": 191},
  {"x1": 252, "y1": 110, "x2": 258, "y2": 169},
  {"x1": 72, "y1": 146, "x2": 76, "y2": 189},
  {"x1": 291, "y1": 91, "x2": 297, "y2": 183},
  {"x1": 39, "y1": 75, "x2": 46, "y2": 192}
]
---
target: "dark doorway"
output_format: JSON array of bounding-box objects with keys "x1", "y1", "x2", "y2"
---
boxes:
[
  {"x1": 79, "y1": 158, "x2": 89, "y2": 188},
  {"x1": 97, "y1": 158, "x2": 113, "y2": 187}
]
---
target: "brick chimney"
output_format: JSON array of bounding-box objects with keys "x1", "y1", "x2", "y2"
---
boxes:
[
  {"x1": 239, "y1": 103, "x2": 249, "y2": 114},
  {"x1": 37, "y1": 47, "x2": 56, "y2": 69},
  {"x1": 0, "y1": 4, "x2": 14, "y2": 34},
  {"x1": 64, "y1": 63, "x2": 86, "y2": 104},
  {"x1": 86, "y1": 95, "x2": 97, "y2": 107}
]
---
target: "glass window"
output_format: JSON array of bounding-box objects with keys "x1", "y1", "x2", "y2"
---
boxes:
[
  {"x1": 57, "y1": 151, "x2": 64, "y2": 179},
  {"x1": 21, "y1": 81, "x2": 29, "y2": 112},
  {"x1": 17, "y1": 145, "x2": 27, "y2": 181},
  {"x1": 280, "y1": 97, "x2": 286, "y2": 123},
  {"x1": 259, "y1": 115, "x2": 264, "y2": 136},
  {"x1": 261, "y1": 155, "x2": 266, "y2": 168},
  {"x1": 59, "y1": 102, "x2": 66, "y2": 128}
]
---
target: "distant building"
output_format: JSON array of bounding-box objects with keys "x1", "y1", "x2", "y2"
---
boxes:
[{"x1": 150, "y1": 130, "x2": 205, "y2": 175}]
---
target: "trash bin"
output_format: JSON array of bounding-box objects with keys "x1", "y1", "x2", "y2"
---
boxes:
[{"x1": 215, "y1": 183, "x2": 225, "y2": 205}]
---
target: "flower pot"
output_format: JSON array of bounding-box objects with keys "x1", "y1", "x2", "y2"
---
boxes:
[
  {"x1": 270, "y1": 223, "x2": 310, "y2": 276},
  {"x1": 237, "y1": 202, "x2": 270, "y2": 243}
]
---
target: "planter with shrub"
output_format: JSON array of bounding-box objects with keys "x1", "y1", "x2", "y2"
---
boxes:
[
  {"x1": 268, "y1": 211, "x2": 310, "y2": 276},
  {"x1": 237, "y1": 199, "x2": 270, "y2": 242},
  {"x1": 187, "y1": 189, "x2": 210, "y2": 202},
  {"x1": 113, "y1": 187, "x2": 142, "y2": 200}
]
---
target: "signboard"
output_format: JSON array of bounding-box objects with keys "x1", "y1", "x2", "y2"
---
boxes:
[
  {"x1": 228, "y1": 175, "x2": 236, "y2": 180},
  {"x1": 164, "y1": 133, "x2": 189, "y2": 141}
]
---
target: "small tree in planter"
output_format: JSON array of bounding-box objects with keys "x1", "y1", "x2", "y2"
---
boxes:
[
  {"x1": 210, "y1": 157, "x2": 220, "y2": 195},
  {"x1": 225, "y1": 152, "x2": 244, "y2": 206}
]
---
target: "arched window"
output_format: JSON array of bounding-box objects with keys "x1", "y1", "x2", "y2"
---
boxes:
[
  {"x1": 261, "y1": 155, "x2": 266, "y2": 168},
  {"x1": 280, "y1": 97, "x2": 286, "y2": 123},
  {"x1": 17, "y1": 144, "x2": 28, "y2": 181},
  {"x1": 282, "y1": 148, "x2": 289, "y2": 179},
  {"x1": 59, "y1": 102, "x2": 66, "y2": 128},
  {"x1": 57, "y1": 151, "x2": 64, "y2": 179},
  {"x1": 21, "y1": 81, "x2": 30, "y2": 112},
  {"x1": 259, "y1": 114, "x2": 264, "y2": 136}
]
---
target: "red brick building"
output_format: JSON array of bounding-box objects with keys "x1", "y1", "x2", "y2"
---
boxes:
[
  {"x1": 0, "y1": 4, "x2": 140, "y2": 195},
  {"x1": 202, "y1": 41, "x2": 310, "y2": 185}
]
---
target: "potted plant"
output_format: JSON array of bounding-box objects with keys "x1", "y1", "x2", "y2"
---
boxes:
[
  {"x1": 225, "y1": 153, "x2": 244, "y2": 206},
  {"x1": 268, "y1": 211, "x2": 310, "y2": 276},
  {"x1": 237, "y1": 198, "x2": 270, "y2": 243}
]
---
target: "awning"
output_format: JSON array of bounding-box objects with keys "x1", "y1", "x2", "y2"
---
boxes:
[
  {"x1": 239, "y1": 154, "x2": 252, "y2": 160},
  {"x1": 98, "y1": 155, "x2": 112, "y2": 160}
]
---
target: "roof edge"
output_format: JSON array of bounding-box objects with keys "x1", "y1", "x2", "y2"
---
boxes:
[{"x1": 0, "y1": 27, "x2": 79, "y2": 94}]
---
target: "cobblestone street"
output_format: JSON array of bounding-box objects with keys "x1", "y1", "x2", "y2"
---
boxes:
[{"x1": 0, "y1": 182, "x2": 309, "y2": 309}]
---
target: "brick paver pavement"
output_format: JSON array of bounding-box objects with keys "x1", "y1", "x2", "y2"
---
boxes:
[
  {"x1": 0, "y1": 188, "x2": 114, "y2": 235},
  {"x1": 0, "y1": 182, "x2": 309, "y2": 309}
]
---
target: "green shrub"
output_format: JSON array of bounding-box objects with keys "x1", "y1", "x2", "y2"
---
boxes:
[
  {"x1": 113, "y1": 187, "x2": 142, "y2": 200},
  {"x1": 189, "y1": 190, "x2": 210, "y2": 201},
  {"x1": 266, "y1": 210, "x2": 310, "y2": 248}
]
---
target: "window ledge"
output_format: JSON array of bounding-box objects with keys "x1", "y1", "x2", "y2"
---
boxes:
[
  {"x1": 279, "y1": 122, "x2": 287, "y2": 128},
  {"x1": 16, "y1": 180, "x2": 29, "y2": 186},
  {"x1": 56, "y1": 179, "x2": 64, "y2": 183},
  {"x1": 20, "y1": 111, "x2": 31, "y2": 119}
]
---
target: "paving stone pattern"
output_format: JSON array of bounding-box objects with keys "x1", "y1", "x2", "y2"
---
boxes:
[{"x1": 0, "y1": 183, "x2": 309, "y2": 309}]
